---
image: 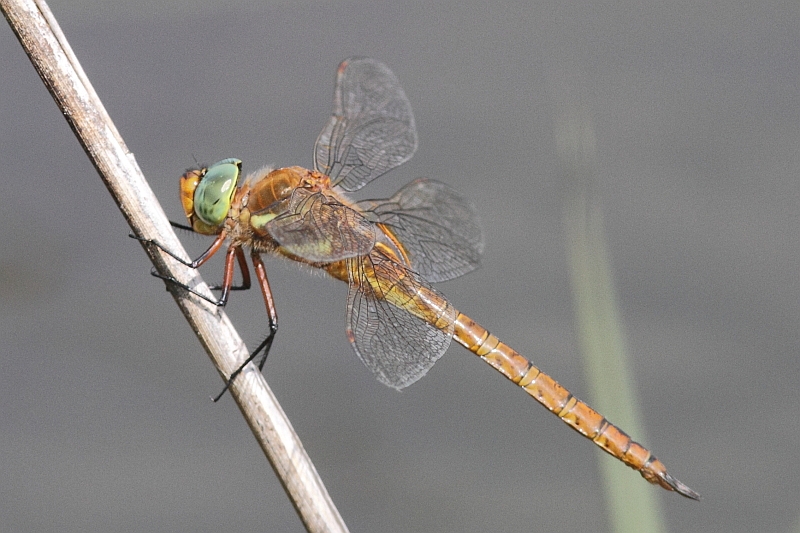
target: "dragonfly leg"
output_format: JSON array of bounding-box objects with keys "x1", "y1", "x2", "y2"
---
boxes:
[
  {"x1": 168, "y1": 220, "x2": 194, "y2": 232},
  {"x1": 131, "y1": 230, "x2": 227, "y2": 269},
  {"x1": 211, "y1": 245, "x2": 245, "y2": 308},
  {"x1": 212, "y1": 251, "x2": 278, "y2": 402},
  {"x1": 149, "y1": 269, "x2": 223, "y2": 307},
  {"x1": 165, "y1": 221, "x2": 248, "y2": 291},
  {"x1": 207, "y1": 247, "x2": 251, "y2": 292},
  {"x1": 132, "y1": 231, "x2": 241, "y2": 306}
]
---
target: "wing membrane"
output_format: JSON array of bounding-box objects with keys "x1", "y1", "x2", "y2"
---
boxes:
[
  {"x1": 314, "y1": 57, "x2": 417, "y2": 192},
  {"x1": 266, "y1": 188, "x2": 376, "y2": 262},
  {"x1": 355, "y1": 179, "x2": 484, "y2": 282},
  {"x1": 346, "y1": 250, "x2": 455, "y2": 389}
]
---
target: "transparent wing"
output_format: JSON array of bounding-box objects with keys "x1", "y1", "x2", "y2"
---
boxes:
[
  {"x1": 346, "y1": 250, "x2": 455, "y2": 389},
  {"x1": 314, "y1": 57, "x2": 417, "y2": 192},
  {"x1": 355, "y1": 179, "x2": 484, "y2": 282},
  {"x1": 265, "y1": 188, "x2": 376, "y2": 262}
]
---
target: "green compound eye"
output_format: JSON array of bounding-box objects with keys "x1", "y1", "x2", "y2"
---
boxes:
[{"x1": 193, "y1": 159, "x2": 241, "y2": 226}]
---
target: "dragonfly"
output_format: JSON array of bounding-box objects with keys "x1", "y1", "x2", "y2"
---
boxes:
[{"x1": 143, "y1": 57, "x2": 698, "y2": 500}]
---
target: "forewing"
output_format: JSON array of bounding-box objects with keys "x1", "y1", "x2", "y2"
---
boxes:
[
  {"x1": 265, "y1": 188, "x2": 376, "y2": 262},
  {"x1": 345, "y1": 251, "x2": 455, "y2": 389},
  {"x1": 314, "y1": 57, "x2": 417, "y2": 192},
  {"x1": 355, "y1": 179, "x2": 484, "y2": 282}
]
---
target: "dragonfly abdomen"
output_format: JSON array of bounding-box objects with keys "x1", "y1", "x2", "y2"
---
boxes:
[{"x1": 451, "y1": 312, "x2": 699, "y2": 500}]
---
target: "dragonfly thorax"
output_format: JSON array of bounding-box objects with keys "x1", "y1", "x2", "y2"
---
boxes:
[{"x1": 244, "y1": 166, "x2": 309, "y2": 214}]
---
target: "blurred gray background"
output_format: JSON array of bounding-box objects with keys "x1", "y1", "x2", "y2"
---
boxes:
[{"x1": 2, "y1": 1, "x2": 798, "y2": 532}]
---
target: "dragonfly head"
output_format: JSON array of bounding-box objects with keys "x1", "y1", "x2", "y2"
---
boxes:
[{"x1": 179, "y1": 158, "x2": 242, "y2": 235}]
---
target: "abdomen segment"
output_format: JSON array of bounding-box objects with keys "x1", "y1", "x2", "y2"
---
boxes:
[{"x1": 452, "y1": 312, "x2": 699, "y2": 500}]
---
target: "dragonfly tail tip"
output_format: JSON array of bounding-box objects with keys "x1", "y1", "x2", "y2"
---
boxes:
[{"x1": 663, "y1": 472, "x2": 701, "y2": 500}]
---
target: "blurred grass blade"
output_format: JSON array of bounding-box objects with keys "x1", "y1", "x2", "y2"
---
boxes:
[
  {"x1": 564, "y1": 191, "x2": 667, "y2": 533},
  {"x1": 551, "y1": 67, "x2": 668, "y2": 533}
]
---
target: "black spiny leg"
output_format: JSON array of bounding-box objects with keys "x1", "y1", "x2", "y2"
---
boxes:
[
  {"x1": 212, "y1": 251, "x2": 278, "y2": 402},
  {"x1": 132, "y1": 231, "x2": 279, "y2": 401},
  {"x1": 132, "y1": 231, "x2": 252, "y2": 304}
]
